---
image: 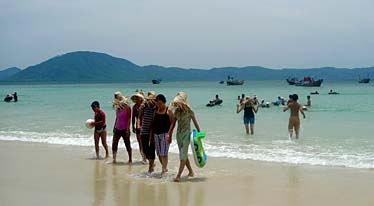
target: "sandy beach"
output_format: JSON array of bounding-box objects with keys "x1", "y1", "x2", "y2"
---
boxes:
[{"x1": 0, "y1": 140, "x2": 373, "y2": 206}]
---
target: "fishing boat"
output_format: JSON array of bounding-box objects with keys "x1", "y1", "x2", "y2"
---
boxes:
[
  {"x1": 152, "y1": 79, "x2": 161, "y2": 84},
  {"x1": 226, "y1": 75, "x2": 244, "y2": 86},
  {"x1": 294, "y1": 77, "x2": 323, "y2": 87}
]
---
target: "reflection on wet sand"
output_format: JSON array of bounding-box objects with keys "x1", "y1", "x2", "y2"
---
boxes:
[{"x1": 93, "y1": 160, "x2": 107, "y2": 206}]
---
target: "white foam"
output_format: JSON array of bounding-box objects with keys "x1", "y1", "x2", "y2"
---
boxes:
[{"x1": 1, "y1": 130, "x2": 374, "y2": 169}]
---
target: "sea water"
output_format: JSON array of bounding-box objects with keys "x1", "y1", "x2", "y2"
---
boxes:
[{"x1": 1, "y1": 81, "x2": 374, "y2": 169}]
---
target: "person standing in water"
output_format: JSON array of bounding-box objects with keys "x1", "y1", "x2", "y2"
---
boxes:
[
  {"x1": 304, "y1": 95, "x2": 311, "y2": 107},
  {"x1": 150, "y1": 94, "x2": 173, "y2": 176},
  {"x1": 237, "y1": 97, "x2": 259, "y2": 135},
  {"x1": 112, "y1": 92, "x2": 132, "y2": 164},
  {"x1": 13, "y1": 92, "x2": 18, "y2": 102},
  {"x1": 91, "y1": 101, "x2": 109, "y2": 159},
  {"x1": 138, "y1": 91, "x2": 157, "y2": 174},
  {"x1": 283, "y1": 94, "x2": 306, "y2": 139},
  {"x1": 169, "y1": 92, "x2": 201, "y2": 182},
  {"x1": 131, "y1": 92, "x2": 147, "y2": 163}
]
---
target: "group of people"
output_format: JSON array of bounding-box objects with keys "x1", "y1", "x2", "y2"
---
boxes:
[
  {"x1": 236, "y1": 93, "x2": 307, "y2": 139},
  {"x1": 89, "y1": 91, "x2": 201, "y2": 182}
]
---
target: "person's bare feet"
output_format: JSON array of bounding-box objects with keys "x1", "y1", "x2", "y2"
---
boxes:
[
  {"x1": 187, "y1": 172, "x2": 194, "y2": 177},
  {"x1": 174, "y1": 176, "x2": 181, "y2": 182}
]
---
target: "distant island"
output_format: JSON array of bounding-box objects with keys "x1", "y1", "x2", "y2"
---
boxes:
[{"x1": 1, "y1": 51, "x2": 373, "y2": 83}]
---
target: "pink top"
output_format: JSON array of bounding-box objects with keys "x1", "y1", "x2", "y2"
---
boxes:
[{"x1": 115, "y1": 108, "x2": 129, "y2": 130}]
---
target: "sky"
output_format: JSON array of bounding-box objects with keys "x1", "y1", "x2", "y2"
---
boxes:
[{"x1": 1, "y1": 0, "x2": 374, "y2": 70}]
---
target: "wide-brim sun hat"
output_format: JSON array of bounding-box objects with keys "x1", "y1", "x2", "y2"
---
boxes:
[
  {"x1": 113, "y1": 91, "x2": 129, "y2": 109},
  {"x1": 146, "y1": 91, "x2": 156, "y2": 100},
  {"x1": 131, "y1": 92, "x2": 145, "y2": 102}
]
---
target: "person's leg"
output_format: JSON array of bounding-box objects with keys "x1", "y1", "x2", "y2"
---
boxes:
[
  {"x1": 250, "y1": 117, "x2": 255, "y2": 134},
  {"x1": 148, "y1": 138, "x2": 156, "y2": 173},
  {"x1": 141, "y1": 134, "x2": 150, "y2": 165},
  {"x1": 245, "y1": 124, "x2": 250, "y2": 134},
  {"x1": 161, "y1": 133, "x2": 170, "y2": 174},
  {"x1": 94, "y1": 132, "x2": 100, "y2": 158},
  {"x1": 100, "y1": 131, "x2": 109, "y2": 158},
  {"x1": 244, "y1": 117, "x2": 250, "y2": 134},
  {"x1": 295, "y1": 118, "x2": 300, "y2": 139},
  {"x1": 175, "y1": 133, "x2": 192, "y2": 181},
  {"x1": 160, "y1": 156, "x2": 168, "y2": 174},
  {"x1": 136, "y1": 130, "x2": 146, "y2": 162},
  {"x1": 185, "y1": 159, "x2": 194, "y2": 177},
  {"x1": 175, "y1": 160, "x2": 186, "y2": 182},
  {"x1": 124, "y1": 131, "x2": 132, "y2": 163},
  {"x1": 112, "y1": 131, "x2": 120, "y2": 163},
  {"x1": 288, "y1": 118, "x2": 293, "y2": 139}
]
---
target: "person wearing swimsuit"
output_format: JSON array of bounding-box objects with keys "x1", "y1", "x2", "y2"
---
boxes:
[
  {"x1": 237, "y1": 97, "x2": 259, "y2": 134},
  {"x1": 283, "y1": 94, "x2": 306, "y2": 139},
  {"x1": 91, "y1": 101, "x2": 109, "y2": 159}
]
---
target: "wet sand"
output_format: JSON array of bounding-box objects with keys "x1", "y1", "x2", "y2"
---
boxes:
[{"x1": 0, "y1": 141, "x2": 373, "y2": 206}]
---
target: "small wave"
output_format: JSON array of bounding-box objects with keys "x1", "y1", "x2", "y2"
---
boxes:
[{"x1": 1, "y1": 131, "x2": 374, "y2": 169}]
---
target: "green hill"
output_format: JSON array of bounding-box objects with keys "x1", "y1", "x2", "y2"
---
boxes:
[
  {"x1": 0, "y1": 67, "x2": 21, "y2": 80},
  {"x1": 2, "y1": 51, "x2": 374, "y2": 82}
]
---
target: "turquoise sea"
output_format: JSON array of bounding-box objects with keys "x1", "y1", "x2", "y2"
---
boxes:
[{"x1": 1, "y1": 81, "x2": 374, "y2": 168}]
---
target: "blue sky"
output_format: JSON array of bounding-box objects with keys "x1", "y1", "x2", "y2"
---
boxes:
[{"x1": 1, "y1": 0, "x2": 374, "y2": 70}]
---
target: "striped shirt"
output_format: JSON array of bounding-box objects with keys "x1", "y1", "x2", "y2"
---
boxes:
[{"x1": 139, "y1": 102, "x2": 155, "y2": 135}]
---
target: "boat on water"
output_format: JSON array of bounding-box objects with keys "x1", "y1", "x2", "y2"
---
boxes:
[
  {"x1": 152, "y1": 79, "x2": 161, "y2": 84},
  {"x1": 226, "y1": 75, "x2": 244, "y2": 86},
  {"x1": 358, "y1": 76, "x2": 370, "y2": 83},
  {"x1": 286, "y1": 77, "x2": 299, "y2": 85},
  {"x1": 219, "y1": 81, "x2": 224, "y2": 84},
  {"x1": 290, "y1": 76, "x2": 323, "y2": 87}
]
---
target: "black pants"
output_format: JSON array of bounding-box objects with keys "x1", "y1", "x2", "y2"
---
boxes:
[
  {"x1": 141, "y1": 134, "x2": 155, "y2": 160},
  {"x1": 112, "y1": 129, "x2": 131, "y2": 152}
]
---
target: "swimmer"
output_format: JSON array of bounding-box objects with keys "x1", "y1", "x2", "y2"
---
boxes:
[{"x1": 283, "y1": 94, "x2": 306, "y2": 139}]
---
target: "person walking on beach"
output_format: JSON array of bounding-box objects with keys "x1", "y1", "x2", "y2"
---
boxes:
[
  {"x1": 169, "y1": 92, "x2": 201, "y2": 182},
  {"x1": 112, "y1": 92, "x2": 132, "y2": 164},
  {"x1": 283, "y1": 94, "x2": 306, "y2": 139},
  {"x1": 91, "y1": 101, "x2": 109, "y2": 159},
  {"x1": 150, "y1": 94, "x2": 173, "y2": 176},
  {"x1": 131, "y1": 92, "x2": 147, "y2": 163},
  {"x1": 138, "y1": 91, "x2": 157, "y2": 174},
  {"x1": 237, "y1": 97, "x2": 259, "y2": 135}
]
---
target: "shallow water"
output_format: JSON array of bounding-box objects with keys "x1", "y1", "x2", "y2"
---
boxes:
[{"x1": 1, "y1": 80, "x2": 374, "y2": 168}]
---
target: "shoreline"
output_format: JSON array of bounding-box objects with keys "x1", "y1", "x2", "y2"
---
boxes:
[{"x1": 1, "y1": 140, "x2": 374, "y2": 206}]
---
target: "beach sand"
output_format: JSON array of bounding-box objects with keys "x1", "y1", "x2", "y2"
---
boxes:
[{"x1": 0, "y1": 141, "x2": 373, "y2": 206}]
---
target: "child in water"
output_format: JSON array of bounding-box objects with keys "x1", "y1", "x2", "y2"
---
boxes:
[
  {"x1": 168, "y1": 92, "x2": 201, "y2": 182},
  {"x1": 91, "y1": 101, "x2": 109, "y2": 159}
]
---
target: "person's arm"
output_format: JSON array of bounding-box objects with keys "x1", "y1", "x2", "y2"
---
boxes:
[
  {"x1": 126, "y1": 106, "x2": 131, "y2": 135},
  {"x1": 191, "y1": 113, "x2": 201, "y2": 132},
  {"x1": 137, "y1": 106, "x2": 143, "y2": 130},
  {"x1": 283, "y1": 104, "x2": 290, "y2": 112},
  {"x1": 166, "y1": 109, "x2": 174, "y2": 144},
  {"x1": 299, "y1": 104, "x2": 306, "y2": 118},
  {"x1": 131, "y1": 106, "x2": 136, "y2": 133},
  {"x1": 236, "y1": 103, "x2": 244, "y2": 113},
  {"x1": 149, "y1": 110, "x2": 156, "y2": 144},
  {"x1": 168, "y1": 118, "x2": 176, "y2": 141},
  {"x1": 252, "y1": 103, "x2": 259, "y2": 113}
]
